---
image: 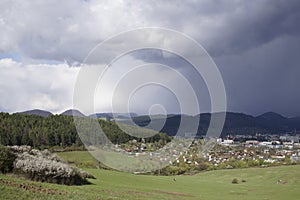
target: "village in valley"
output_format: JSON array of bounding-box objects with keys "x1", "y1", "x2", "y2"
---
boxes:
[
  {"x1": 114, "y1": 132, "x2": 300, "y2": 174},
  {"x1": 207, "y1": 133, "x2": 300, "y2": 167}
]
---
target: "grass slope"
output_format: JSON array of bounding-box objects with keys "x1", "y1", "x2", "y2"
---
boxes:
[{"x1": 0, "y1": 151, "x2": 300, "y2": 199}]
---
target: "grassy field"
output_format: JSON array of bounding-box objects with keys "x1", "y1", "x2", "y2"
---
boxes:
[{"x1": 0, "y1": 151, "x2": 300, "y2": 200}]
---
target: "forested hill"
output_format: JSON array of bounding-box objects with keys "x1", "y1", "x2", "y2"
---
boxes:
[
  {"x1": 130, "y1": 112, "x2": 300, "y2": 136},
  {"x1": 0, "y1": 112, "x2": 169, "y2": 148}
]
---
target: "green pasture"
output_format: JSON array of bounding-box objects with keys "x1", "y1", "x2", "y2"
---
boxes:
[{"x1": 0, "y1": 151, "x2": 299, "y2": 200}]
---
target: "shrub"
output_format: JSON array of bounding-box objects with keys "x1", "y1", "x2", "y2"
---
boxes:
[
  {"x1": 242, "y1": 179, "x2": 246, "y2": 183},
  {"x1": 232, "y1": 178, "x2": 239, "y2": 184},
  {"x1": 10, "y1": 146, "x2": 93, "y2": 185},
  {"x1": 0, "y1": 146, "x2": 16, "y2": 173}
]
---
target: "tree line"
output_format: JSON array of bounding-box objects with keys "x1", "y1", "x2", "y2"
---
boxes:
[{"x1": 0, "y1": 112, "x2": 170, "y2": 148}]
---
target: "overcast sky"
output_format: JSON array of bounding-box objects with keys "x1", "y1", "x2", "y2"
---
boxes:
[{"x1": 0, "y1": 0, "x2": 299, "y2": 117}]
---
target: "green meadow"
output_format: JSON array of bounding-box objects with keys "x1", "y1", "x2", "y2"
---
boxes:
[{"x1": 0, "y1": 151, "x2": 300, "y2": 200}]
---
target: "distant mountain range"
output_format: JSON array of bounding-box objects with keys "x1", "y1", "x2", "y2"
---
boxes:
[
  {"x1": 15, "y1": 109, "x2": 300, "y2": 136},
  {"x1": 127, "y1": 112, "x2": 300, "y2": 136}
]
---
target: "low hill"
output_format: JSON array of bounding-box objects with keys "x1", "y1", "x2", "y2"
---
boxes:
[
  {"x1": 0, "y1": 112, "x2": 169, "y2": 148},
  {"x1": 61, "y1": 109, "x2": 86, "y2": 117},
  {"x1": 17, "y1": 109, "x2": 53, "y2": 117},
  {"x1": 255, "y1": 112, "x2": 290, "y2": 131}
]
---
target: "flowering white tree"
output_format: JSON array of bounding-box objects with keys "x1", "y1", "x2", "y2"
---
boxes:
[{"x1": 9, "y1": 146, "x2": 93, "y2": 185}]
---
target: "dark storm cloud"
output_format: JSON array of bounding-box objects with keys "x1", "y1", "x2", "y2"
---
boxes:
[
  {"x1": 0, "y1": 0, "x2": 299, "y2": 116},
  {"x1": 206, "y1": 0, "x2": 300, "y2": 56},
  {"x1": 215, "y1": 35, "x2": 300, "y2": 117},
  {"x1": 1, "y1": 0, "x2": 299, "y2": 61},
  {"x1": 128, "y1": 0, "x2": 300, "y2": 117},
  {"x1": 124, "y1": 0, "x2": 300, "y2": 56}
]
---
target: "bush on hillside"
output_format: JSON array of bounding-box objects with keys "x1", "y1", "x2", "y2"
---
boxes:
[{"x1": 9, "y1": 146, "x2": 94, "y2": 185}]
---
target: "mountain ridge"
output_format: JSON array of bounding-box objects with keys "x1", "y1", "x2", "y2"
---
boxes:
[
  {"x1": 15, "y1": 109, "x2": 300, "y2": 136},
  {"x1": 17, "y1": 109, "x2": 53, "y2": 118}
]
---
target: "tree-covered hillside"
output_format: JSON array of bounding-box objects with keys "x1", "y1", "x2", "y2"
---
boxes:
[{"x1": 0, "y1": 113, "x2": 169, "y2": 148}]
